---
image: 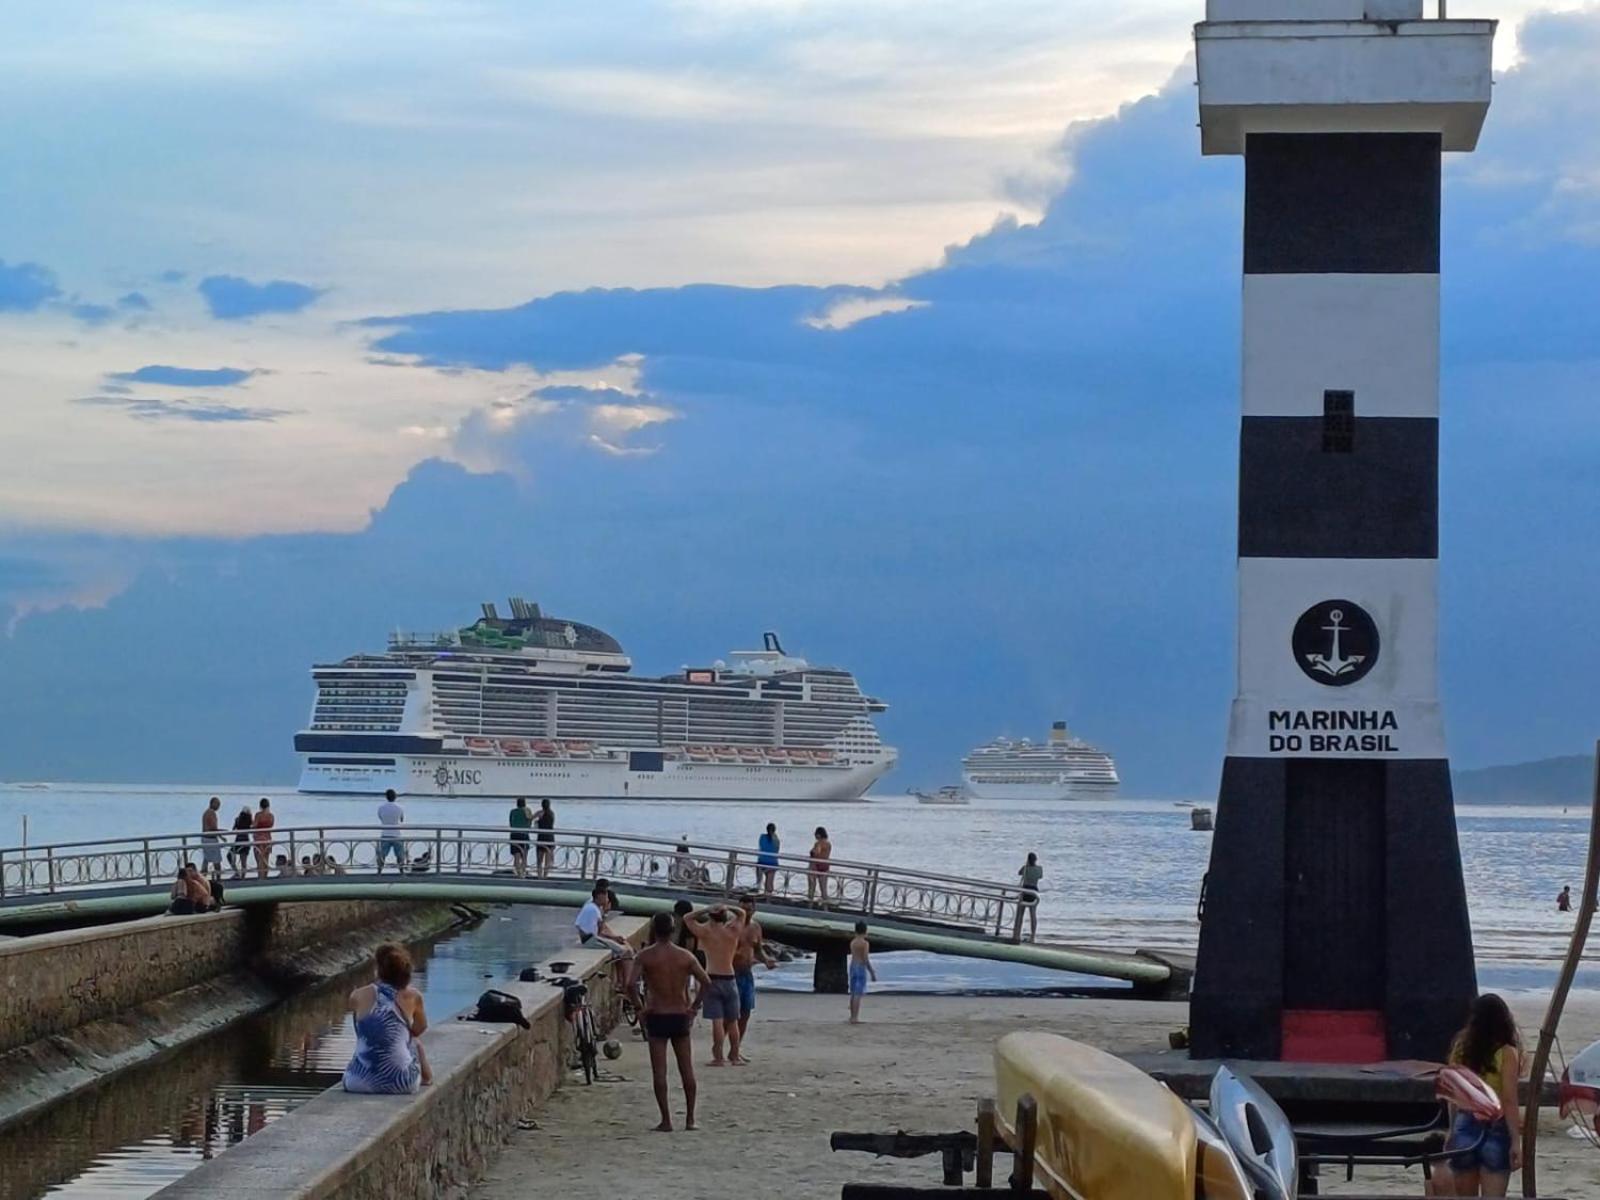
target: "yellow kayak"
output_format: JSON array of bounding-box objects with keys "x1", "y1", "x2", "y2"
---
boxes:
[{"x1": 994, "y1": 1032, "x2": 1196, "y2": 1200}]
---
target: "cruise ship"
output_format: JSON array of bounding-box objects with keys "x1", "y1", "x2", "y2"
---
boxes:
[
  {"x1": 960, "y1": 722, "x2": 1119, "y2": 801},
  {"x1": 295, "y1": 598, "x2": 896, "y2": 800}
]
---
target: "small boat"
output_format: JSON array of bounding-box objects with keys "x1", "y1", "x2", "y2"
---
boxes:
[
  {"x1": 714, "y1": 746, "x2": 739, "y2": 762},
  {"x1": 815, "y1": 749, "x2": 837, "y2": 764},
  {"x1": 464, "y1": 736, "x2": 495, "y2": 754},
  {"x1": 498, "y1": 738, "x2": 529, "y2": 757},
  {"x1": 1189, "y1": 1106, "x2": 1257, "y2": 1200},
  {"x1": 531, "y1": 739, "x2": 557, "y2": 756},
  {"x1": 914, "y1": 786, "x2": 970, "y2": 806},
  {"x1": 1209, "y1": 1065, "x2": 1295, "y2": 1200},
  {"x1": 687, "y1": 748, "x2": 712, "y2": 763},
  {"x1": 994, "y1": 1032, "x2": 1197, "y2": 1200}
]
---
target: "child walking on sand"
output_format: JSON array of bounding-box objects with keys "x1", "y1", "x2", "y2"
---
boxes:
[{"x1": 848, "y1": 921, "x2": 877, "y2": 1024}]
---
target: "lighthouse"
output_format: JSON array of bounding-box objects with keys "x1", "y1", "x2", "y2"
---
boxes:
[{"x1": 1190, "y1": 2, "x2": 1496, "y2": 1061}]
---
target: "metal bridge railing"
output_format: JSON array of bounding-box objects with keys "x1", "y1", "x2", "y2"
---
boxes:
[{"x1": 0, "y1": 825, "x2": 1035, "y2": 941}]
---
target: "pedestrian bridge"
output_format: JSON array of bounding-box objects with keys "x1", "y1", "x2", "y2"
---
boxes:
[{"x1": 0, "y1": 825, "x2": 1187, "y2": 994}]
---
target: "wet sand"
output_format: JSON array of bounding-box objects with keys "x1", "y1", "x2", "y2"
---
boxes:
[{"x1": 470, "y1": 991, "x2": 1600, "y2": 1199}]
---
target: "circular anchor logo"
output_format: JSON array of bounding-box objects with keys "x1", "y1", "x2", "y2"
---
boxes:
[
  {"x1": 433, "y1": 764, "x2": 451, "y2": 789},
  {"x1": 1292, "y1": 599, "x2": 1379, "y2": 687}
]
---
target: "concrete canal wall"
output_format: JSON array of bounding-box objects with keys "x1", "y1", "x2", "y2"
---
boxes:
[
  {"x1": 155, "y1": 915, "x2": 648, "y2": 1200},
  {"x1": 0, "y1": 901, "x2": 463, "y2": 1131}
]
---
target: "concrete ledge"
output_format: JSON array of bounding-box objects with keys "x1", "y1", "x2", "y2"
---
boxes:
[
  {"x1": 0, "y1": 902, "x2": 461, "y2": 1130},
  {"x1": 154, "y1": 915, "x2": 648, "y2": 1200}
]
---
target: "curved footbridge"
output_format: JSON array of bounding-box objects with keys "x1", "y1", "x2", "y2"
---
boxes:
[{"x1": 0, "y1": 825, "x2": 1190, "y2": 996}]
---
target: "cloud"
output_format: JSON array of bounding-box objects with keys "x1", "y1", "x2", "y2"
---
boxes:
[
  {"x1": 109, "y1": 364, "x2": 259, "y2": 388},
  {"x1": 198, "y1": 274, "x2": 322, "y2": 320},
  {"x1": 67, "y1": 301, "x2": 115, "y2": 324},
  {"x1": 74, "y1": 394, "x2": 288, "y2": 423},
  {"x1": 117, "y1": 291, "x2": 151, "y2": 311},
  {"x1": 0, "y1": 259, "x2": 61, "y2": 311},
  {"x1": 803, "y1": 292, "x2": 929, "y2": 331}
]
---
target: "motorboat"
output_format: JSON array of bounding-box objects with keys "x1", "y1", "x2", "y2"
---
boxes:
[{"x1": 913, "y1": 786, "x2": 970, "y2": 806}]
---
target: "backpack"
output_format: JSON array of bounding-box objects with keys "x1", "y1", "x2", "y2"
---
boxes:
[{"x1": 472, "y1": 989, "x2": 530, "y2": 1029}]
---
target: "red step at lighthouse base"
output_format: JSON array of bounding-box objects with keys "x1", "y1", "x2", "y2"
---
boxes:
[{"x1": 1281, "y1": 1010, "x2": 1388, "y2": 1064}]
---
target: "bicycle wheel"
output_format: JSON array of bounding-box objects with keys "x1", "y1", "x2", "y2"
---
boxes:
[{"x1": 577, "y1": 1009, "x2": 599, "y2": 1084}]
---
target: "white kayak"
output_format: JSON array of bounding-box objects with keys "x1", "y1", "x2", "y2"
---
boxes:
[{"x1": 1208, "y1": 1064, "x2": 1296, "y2": 1200}]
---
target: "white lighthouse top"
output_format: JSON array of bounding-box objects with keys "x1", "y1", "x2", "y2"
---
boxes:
[{"x1": 1195, "y1": 4, "x2": 1496, "y2": 155}]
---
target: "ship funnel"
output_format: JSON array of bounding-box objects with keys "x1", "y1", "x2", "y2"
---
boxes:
[
  {"x1": 1050, "y1": 721, "x2": 1068, "y2": 744},
  {"x1": 509, "y1": 597, "x2": 530, "y2": 619},
  {"x1": 482, "y1": 602, "x2": 499, "y2": 620}
]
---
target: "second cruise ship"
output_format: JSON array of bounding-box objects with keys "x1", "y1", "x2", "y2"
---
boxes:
[
  {"x1": 961, "y1": 721, "x2": 1120, "y2": 801},
  {"x1": 295, "y1": 598, "x2": 896, "y2": 800}
]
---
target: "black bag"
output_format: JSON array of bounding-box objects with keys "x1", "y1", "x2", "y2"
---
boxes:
[
  {"x1": 473, "y1": 988, "x2": 530, "y2": 1029},
  {"x1": 517, "y1": 966, "x2": 542, "y2": 983}
]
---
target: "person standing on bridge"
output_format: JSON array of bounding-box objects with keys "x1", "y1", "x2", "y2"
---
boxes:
[
  {"x1": 376, "y1": 789, "x2": 405, "y2": 873},
  {"x1": 808, "y1": 826, "x2": 832, "y2": 907},
  {"x1": 1018, "y1": 852, "x2": 1044, "y2": 942},
  {"x1": 757, "y1": 823, "x2": 780, "y2": 895},
  {"x1": 535, "y1": 798, "x2": 556, "y2": 879},
  {"x1": 228, "y1": 805, "x2": 253, "y2": 878},
  {"x1": 509, "y1": 797, "x2": 532, "y2": 877},
  {"x1": 628, "y1": 911, "x2": 710, "y2": 1132},
  {"x1": 200, "y1": 796, "x2": 223, "y2": 875},
  {"x1": 251, "y1": 798, "x2": 275, "y2": 879}
]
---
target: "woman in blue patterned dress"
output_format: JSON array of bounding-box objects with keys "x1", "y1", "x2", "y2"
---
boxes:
[{"x1": 343, "y1": 943, "x2": 432, "y2": 1093}]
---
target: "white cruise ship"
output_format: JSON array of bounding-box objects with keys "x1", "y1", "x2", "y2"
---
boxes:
[
  {"x1": 960, "y1": 722, "x2": 1119, "y2": 801},
  {"x1": 295, "y1": 598, "x2": 896, "y2": 800}
]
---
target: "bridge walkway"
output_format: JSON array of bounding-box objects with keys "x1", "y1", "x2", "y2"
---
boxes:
[{"x1": 0, "y1": 826, "x2": 1184, "y2": 992}]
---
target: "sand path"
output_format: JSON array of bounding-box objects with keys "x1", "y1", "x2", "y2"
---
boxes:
[{"x1": 470, "y1": 991, "x2": 1600, "y2": 1198}]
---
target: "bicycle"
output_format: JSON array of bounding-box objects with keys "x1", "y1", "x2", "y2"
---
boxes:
[{"x1": 563, "y1": 982, "x2": 601, "y2": 1084}]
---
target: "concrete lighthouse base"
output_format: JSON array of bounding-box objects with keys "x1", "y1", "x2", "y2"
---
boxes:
[{"x1": 1191, "y1": 756, "x2": 1476, "y2": 1062}]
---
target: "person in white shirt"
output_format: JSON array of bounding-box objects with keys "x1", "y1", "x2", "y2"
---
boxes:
[
  {"x1": 376, "y1": 789, "x2": 405, "y2": 873},
  {"x1": 574, "y1": 881, "x2": 633, "y2": 961}
]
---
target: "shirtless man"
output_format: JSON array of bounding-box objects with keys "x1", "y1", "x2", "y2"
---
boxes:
[
  {"x1": 687, "y1": 902, "x2": 748, "y2": 1066},
  {"x1": 628, "y1": 912, "x2": 711, "y2": 1132},
  {"x1": 848, "y1": 921, "x2": 877, "y2": 1024},
  {"x1": 733, "y1": 893, "x2": 777, "y2": 1048}
]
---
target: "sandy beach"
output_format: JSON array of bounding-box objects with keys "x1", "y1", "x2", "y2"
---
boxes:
[{"x1": 471, "y1": 991, "x2": 1600, "y2": 1199}]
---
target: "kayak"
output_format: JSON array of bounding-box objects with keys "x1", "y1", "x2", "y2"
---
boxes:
[
  {"x1": 1209, "y1": 1064, "x2": 1296, "y2": 1200},
  {"x1": 1189, "y1": 1106, "x2": 1256, "y2": 1200},
  {"x1": 994, "y1": 1032, "x2": 1196, "y2": 1200}
]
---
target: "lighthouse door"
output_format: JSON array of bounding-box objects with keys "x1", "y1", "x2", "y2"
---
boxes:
[{"x1": 1282, "y1": 758, "x2": 1387, "y2": 1011}]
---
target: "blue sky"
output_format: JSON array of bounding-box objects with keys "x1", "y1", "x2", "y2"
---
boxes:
[{"x1": 0, "y1": 2, "x2": 1595, "y2": 792}]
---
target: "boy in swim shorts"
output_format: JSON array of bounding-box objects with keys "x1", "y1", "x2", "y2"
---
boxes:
[{"x1": 848, "y1": 921, "x2": 877, "y2": 1024}]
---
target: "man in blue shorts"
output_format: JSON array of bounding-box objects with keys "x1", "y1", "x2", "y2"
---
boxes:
[
  {"x1": 848, "y1": 921, "x2": 877, "y2": 1024},
  {"x1": 733, "y1": 893, "x2": 777, "y2": 1049}
]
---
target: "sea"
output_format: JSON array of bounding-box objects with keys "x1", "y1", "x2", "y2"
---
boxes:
[
  {"x1": 1, "y1": 783, "x2": 1592, "y2": 1198},
  {"x1": 1, "y1": 782, "x2": 1590, "y2": 993}
]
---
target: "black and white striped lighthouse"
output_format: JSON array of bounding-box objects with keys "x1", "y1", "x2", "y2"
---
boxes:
[{"x1": 1190, "y1": 2, "x2": 1497, "y2": 1062}]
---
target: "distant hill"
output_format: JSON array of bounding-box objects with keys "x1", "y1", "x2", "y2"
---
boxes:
[{"x1": 1453, "y1": 755, "x2": 1596, "y2": 806}]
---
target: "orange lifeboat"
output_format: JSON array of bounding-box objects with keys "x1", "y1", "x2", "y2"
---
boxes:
[{"x1": 464, "y1": 736, "x2": 495, "y2": 755}]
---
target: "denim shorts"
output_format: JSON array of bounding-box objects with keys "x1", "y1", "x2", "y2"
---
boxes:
[
  {"x1": 735, "y1": 969, "x2": 756, "y2": 1015},
  {"x1": 1447, "y1": 1113, "x2": 1512, "y2": 1173}
]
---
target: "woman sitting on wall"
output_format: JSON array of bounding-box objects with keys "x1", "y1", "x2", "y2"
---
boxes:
[{"x1": 343, "y1": 943, "x2": 433, "y2": 1094}]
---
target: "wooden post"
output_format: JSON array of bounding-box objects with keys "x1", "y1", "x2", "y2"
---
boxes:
[
  {"x1": 1010, "y1": 1093, "x2": 1037, "y2": 1193},
  {"x1": 1523, "y1": 739, "x2": 1600, "y2": 1198},
  {"x1": 724, "y1": 849, "x2": 738, "y2": 895},
  {"x1": 976, "y1": 1098, "x2": 996, "y2": 1189}
]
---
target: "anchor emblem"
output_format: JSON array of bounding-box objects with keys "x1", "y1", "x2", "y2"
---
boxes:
[
  {"x1": 1291, "y1": 599, "x2": 1379, "y2": 688},
  {"x1": 1304, "y1": 608, "x2": 1364, "y2": 678},
  {"x1": 562, "y1": 623, "x2": 578, "y2": 647},
  {"x1": 434, "y1": 765, "x2": 450, "y2": 789}
]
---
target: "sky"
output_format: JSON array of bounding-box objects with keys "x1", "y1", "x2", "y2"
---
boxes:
[{"x1": 0, "y1": 1, "x2": 1596, "y2": 794}]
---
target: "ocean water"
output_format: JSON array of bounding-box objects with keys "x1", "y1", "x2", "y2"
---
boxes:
[{"x1": 1, "y1": 783, "x2": 1590, "y2": 989}]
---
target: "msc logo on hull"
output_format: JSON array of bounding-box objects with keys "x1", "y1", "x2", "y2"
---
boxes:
[{"x1": 433, "y1": 765, "x2": 483, "y2": 789}]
